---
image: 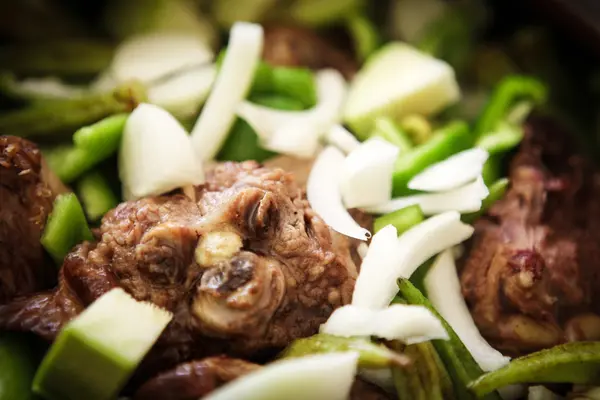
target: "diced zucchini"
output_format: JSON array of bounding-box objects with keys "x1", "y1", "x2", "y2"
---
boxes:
[
  {"x1": 343, "y1": 42, "x2": 460, "y2": 139},
  {"x1": 41, "y1": 193, "x2": 93, "y2": 264},
  {"x1": 32, "y1": 288, "x2": 173, "y2": 400}
]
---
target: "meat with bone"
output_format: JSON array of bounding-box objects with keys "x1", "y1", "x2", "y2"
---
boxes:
[
  {"x1": 0, "y1": 135, "x2": 67, "y2": 304},
  {"x1": 0, "y1": 161, "x2": 364, "y2": 381},
  {"x1": 460, "y1": 116, "x2": 600, "y2": 355}
]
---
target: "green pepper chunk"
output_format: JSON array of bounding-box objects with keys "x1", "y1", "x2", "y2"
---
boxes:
[
  {"x1": 392, "y1": 121, "x2": 472, "y2": 196},
  {"x1": 77, "y1": 171, "x2": 119, "y2": 222},
  {"x1": 0, "y1": 333, "x2": 40, "y2": 400},
  {"x1": 475, "y1": 121, "x2": 524, "y2": 155},
  {"x1": 461, "y1": 178, "x2": 508, "y2": 223},
  {"x1": 469, "y1": 342, "x2": 600, "y2": 398},
  {"x1": 474, "y1": 75, "x2": 547, "y2": 138},
  {"x1": 371, "y1": 117, "x2": 413, "y2": 153},
  {"x1": 374, "y1": 205, "x2": 425, "y2": 234},
  {"x1": 281, "y1": 334, "x2": 410, "y2": 369},
  {"x1": 398, "y1": 279, "x2": 501, "y2": 400},
  {"x1": 41, "y1": 193, "x2": 93, "y2": 264}
]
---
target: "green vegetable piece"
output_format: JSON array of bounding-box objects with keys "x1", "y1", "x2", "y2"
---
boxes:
[
  {"x1": 399, "y1": 115, "x2": 433, "y2": 145},
  {"x1": 218, "y1": 94, "x2": 305, "y2": 162},
  {"x1": 474, "y1": 75, "x2": 547, "y2": 138},
  {"x1": 462, "y1": 178, "x2": 508, "y2": 223},
  {"x1": 73, "y1": 113, "x2": 129, "y2": 149},
  {"x1": 0, "y1": 40, "x2": 114, "y2": 78},
  {"x1": 77, "y1": 172, "x2": 119, "y2": 222},
  {"x1": 392, "y1": 121, "x2": 472, "y2": 196},
  {"x1": 469, "y1": 342, "x2": 600, "y2": 398},
  {"x1": 476, "y1": 121, "x2": 524, "y2": 155},
  {"x1": 281, "y1": 334, "x2": 410, "y2": 369},
  {"x1": 41, "y1": 193, "x2": 93, "y2": 264},
  {"x1": 0, "y1": 333, "x2": 39, "y2": 400},
  {"x1": 346, "y1": 13, "x2": 380, "y2": 61},
  {"x1": 481, "y1": 156, "x2": 501, "y2": 186},
  {"x1": 269, "y1": 67, "x2": 317, "y2": 109},
  {"x1": 398, "y1": 279, "x2": 501, "y2": 400},
  {"x1": 374, "y1": 204, "x2": 425, "y2": 234},
  {"x1": 0, "y1": 82, "x2": 145, "y2": 139},
  {"x1": 32, "y1": 288, "x2": 172, "y2": 400},
  {"x1": 371, "y1": 117, "x2": 413, "y2": 153}
]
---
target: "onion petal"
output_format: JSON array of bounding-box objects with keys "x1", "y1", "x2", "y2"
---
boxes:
[
  {"x1": 204, "y1": 353, "x2": 359, "y2": 400},
  {"x1": 307, "y1": 146, "x2": 371, "y2": 241},
  {"x1": 364, "y1": 175, "x2": 489, "y2": 215},
  {"x1": 191, "y1": 22, "x2": 264, "y2": 160},
  {"x1": 527, "y1": 386, "x2": 563, "y2": 400},
  {"x1": 425, "y1": 250, "x2": 510, "y2": 371},
  {"x1": 340, "y1": 138, "x2": 399, "y2": 208},
  {"x1": 321, "y1": 304, "x2": 449, "y2": 344},
  {"x1": 119, "y1": 103, "x2": 204, "y2": 200},
  {"x1": 353, "y1": 212, "x2": 473, "y2": 309},
  {"x1": 408, "y1": 147, "x2": 489, "y2": 192},
  {"x1": 325, "y1": 124, "x2": 361, "y2": 154}
]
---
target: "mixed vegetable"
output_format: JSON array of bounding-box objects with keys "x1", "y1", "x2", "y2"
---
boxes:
[{"x1": 0, "y1": 1, "x2": 599, "y2": 400}]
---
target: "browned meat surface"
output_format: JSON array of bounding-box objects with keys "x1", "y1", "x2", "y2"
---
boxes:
[
  {"x1": 0, "y1": 135, "x2": 66, "y2": 304},
  {"x1": 460, "y1": 116, "x2": 600, "y2": 355},
  {"x1": 0, "y1": 161, "x2": 363, "y2": 382},
  {"x1": 350, "y1": 379, "x2": 392, "y2": 400},
  {"x1": 263, "y1": 25, "x2": 359, "y2": 79},
  {"x1": 134, "y1": 356, "x2": 259, "y2": 400}
]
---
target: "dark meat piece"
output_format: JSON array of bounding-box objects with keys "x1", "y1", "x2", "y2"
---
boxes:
[
  {"x1": 0, "y1": 161, "x2": 363, "y2": 382},
  {"x1": 263, "y1": 25, "x2": 359, "y2": 79},
  {"x1": 350, "y1": 379, "x2": 392, "y2": 400},
  {"x1": 134, "y1": 356, "x2": 259, "y2": 400},
  {"x1": 0, "y1": 135, "x2": 66, "y2": 304},
  {"x1": 460, "y1": 116, "x2": 600, "y2": 355}
]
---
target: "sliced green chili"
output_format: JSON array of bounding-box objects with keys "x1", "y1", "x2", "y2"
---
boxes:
[
  {"x1": 374, "y1": 204, "x2": 425, "y2": 234},
  {"x1": 475, "y1": 121, "x2": 524, "y2": 155},
  {"x1": 77, "y1": 172, "x2": 119, "y2": 222},
  {"x1": 371, "y1": 117, "x2": 413, "y2": 152}
]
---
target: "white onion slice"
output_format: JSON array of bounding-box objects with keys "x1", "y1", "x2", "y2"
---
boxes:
[
  {"x1": 527, "y1": 386, "x2": 563, "y2": 400},
  {"x1": 204, "y1": 353, "x2": 358, "y2": 400},
  {"x1": 357, "y1": 242, "x2": 369, "y2": 259},
  {"x1": 359, "y1": 369, "x2": 395, "y2": 394},
  {"x1": 111, "y1": 33, "x2": 214, "y2": 82},
  {"x1": 321, "y1": 304, "x2": 448, "y2": 344},
  {"x1": 340, "y1": 138, "x2": 399, "y2": 208},
  {"x1": 307, "y1": 146, "x2": 371, "y2": 241},
  {"x1": 237, "y1": 69, "x2": 347, "y2": 158},
  {"x1": 425, "y1": 250, "x2": 510, "y2": 372},
  {"x1": 325, "y1": 124, "x2": 360, "y2": 154},
  {"x1": 353, "y1": 212, "x2": 473, "y2": 309},
  {"x1": 364, "y1": 175, "x2": 489, "y2": 215},
  {"x1": 191, "y1": 22, "x2": 263, "y2": 160},
  {"x1": 119, "y1": 103, "x2": 204, "y2": 200},
  {"x1": 408, "y1": 147, "x2": 489, "y2": 192}
]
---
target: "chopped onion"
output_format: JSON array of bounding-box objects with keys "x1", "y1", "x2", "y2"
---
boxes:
[
  {"x1": 119, "y1": 103, "x2": 204, "y2": 200},
  {"x1": 340, "y1": 138, "x2": 399, "y2": 208},
  {"x1": 425, "y1": 250, "x2": 510, "y2": 372},
  {"x1": 191, "y1": 22, "x2": 264, "y2": 161},
  {"x1": 204, "y1": 353, "x2": 359, "y2": 400},
  {"x1": 359, "y1": 369, "x2": 395, "y2": 394},
  {"x1": 364, "y1": 175, "x2": 489, "y2": 215},
  {"x1": 307, "y1": 146, "x2": 371, "y2": 241},
  {"x1": 357, "y1": 242, "x2": 369, "y2": 259},
  {"x1": 148, "y1": 65, "x2": 216, "y2": 118},
  {"x1": 237, "y1": 69, "x2": 347, "y2": 158},
  {"x1": 325, "y1": 124, "x2": 360, "y2": 154},
  {"x1": 321, "y1": 304, "x2": 448, "y2": 344},
  {"x1": 527, "y1": 386, "x2": 563, "y2": 400},
  {"x1": 353, "y1": 212, "x2": 473, "y2": 308},
  {"x1": 408, "y1": 147, "x2": 489, "y2": 192},
  {"x1": 111, "y1": 33, "x2": 214, "y2": 83}
]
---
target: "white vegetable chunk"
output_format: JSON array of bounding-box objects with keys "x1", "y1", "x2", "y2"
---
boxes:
[
  {"x1": 425, "y1": 250, "x2": 510, "y2": 372},
  {"x1": 119, "y1": 103, "x2": 204, "y2": 200},
  {"x1": 408, "y1": 147, "x2": 489, "y2": 192},
  {"x1": 321, "y1": 304, "x2": 448, "y2": 344},
  {"x1": 364, "y1": 175, "x2": 489, "y2": 215},
  {"x1": 527, "y1": 386, "x2": 564, "y2": 400},
  {"x1": 237, "y1": 69, "x2": 347, "y2": 158},
  {"x1": 307, "y1": 146, "x2": 371, "y2": 241},
  {"x1": 204, "y1": 353, "x2": 359, "y2": 400},
  {"x1": 359, "y1": 369, "x2": 396, "y2": 394},
  {"x1": 340, "y1": 138, "x2": 400, "y2": 208},
  {"x1": 325, "y1": 124, "x2": 361, "y2": 154},
  {"x1": 191, "y1": 22, "x2": 264, "y2": 161},
  {"x1": 353, "y1": 212, "x2": 473, "y2": 309},
  {"x1": 343, "y1": 42, "x2": 461, "y2": 137}
]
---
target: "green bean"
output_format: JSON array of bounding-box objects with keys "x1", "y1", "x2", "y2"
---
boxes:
[
  {"x1": 462, "y1": 178, "x2": 508, "y2": 223},
  {"x1": 475, "y1": 121, "x2": 524, "y2": 155},
  {"x1": 392, "y1": 121, "x2": 472, "y2": 196},
  {"x1": 469, "y1": 342, "x2": 600, "y2": 398},
  {"x1": 41, "y1": 193, "x2": 94, "y2": 264},
  {"x1": 281, "y1": 334, "x2": 411, "y2": 369},
  {"x1": 77, "y1": 172, "x2": 119, "y2": 222},
  {"x1": 374, "y1": 205, "x2": 425, "y2": 234},
  {"x1": 371, "y1": 117, "x2": 413, "y2": 152},
  {"x1": 0, "y1": 82, "x2": 145, "y2": 139},
  {"x1": 73, "y1": 113, "x2": 129, "y2": 149}
]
